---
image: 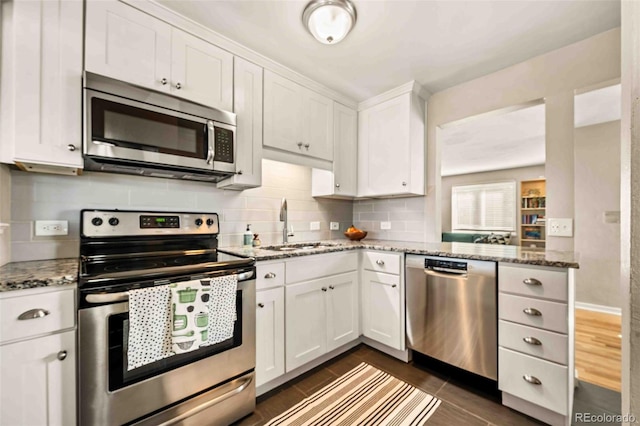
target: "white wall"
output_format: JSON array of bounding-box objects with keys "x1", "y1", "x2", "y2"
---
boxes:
[
  {"x1": 574, "y1": 121, "x2": 621, "y2": 309},
  {"x1": 352, "y1": 197, "x2": 425, "y2": 242},
  {"x1": 441, "y1": 165, "x2": 546, "y2": 245},
  {"x1": 425, "y1": 28, "x2": 621, "y2": 252},
  {"x1": 9, "y1": 159, "x2": 353, "y2": 262},
  {"x1": 0, "y1": 164, "x2": 11, "y2": 266}
]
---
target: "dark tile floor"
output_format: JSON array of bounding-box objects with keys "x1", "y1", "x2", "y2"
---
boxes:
[{"x1": 233, "y1": 345, "x2": 622, "y2": 426}]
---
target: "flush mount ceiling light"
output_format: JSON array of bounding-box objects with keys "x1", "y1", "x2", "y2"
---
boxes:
[{"x1": 302, "y1": 0, "x2": 357, "y2": 45}]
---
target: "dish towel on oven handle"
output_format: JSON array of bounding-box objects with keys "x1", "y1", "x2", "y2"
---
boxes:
[
  {"x1": 127, "y1": 285, "x2": 172, "y2": 371},
  {"x1": 206, "y1": 274, "x2": 238, "y2": 346},
  {"x1": 170, "y1": 279, "x2": 211, "y2": 355}
]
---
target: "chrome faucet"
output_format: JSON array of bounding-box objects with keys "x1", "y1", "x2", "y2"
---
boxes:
[{"x1": 280, "y1": 198, "x2": 294, "y2": 243}]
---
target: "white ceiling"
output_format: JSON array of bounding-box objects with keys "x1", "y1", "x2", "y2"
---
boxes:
[{"x1": 157, "y1": 0, "x2": 620, "y2": 102}]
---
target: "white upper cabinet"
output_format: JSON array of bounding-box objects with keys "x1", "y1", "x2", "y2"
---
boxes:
[
  {"x1": 312, "y1": 103, "x2": 358, "y2": 198},
  {"x1": 357, "y1": 85, "x2": 427, "y2": 198},
  {"x1": 264, "y1": 70, "x2": 334, "y2": 162},
  {"x1": 218, "y1": 57, "x2": 263, "y2": 190},
  {"x1": 85, "y1": 0, "x2": 233, "y2": 111},
  {"x1": 0, "y1": 0, "x2": 83, "y2": 174}
]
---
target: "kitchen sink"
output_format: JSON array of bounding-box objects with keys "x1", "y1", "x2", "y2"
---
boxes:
[{"x1": 261, "y1": 242, "x2": 336, "y2": 252}]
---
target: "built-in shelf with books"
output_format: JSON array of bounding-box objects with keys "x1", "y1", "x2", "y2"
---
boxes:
[{"x1": 520, "y1": 178, "x2": 546, "y2": 248}]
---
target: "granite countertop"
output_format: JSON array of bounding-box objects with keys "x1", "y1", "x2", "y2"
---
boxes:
[
  {"x1": 0, "y1": 258, "x2": 78, "y2": 293},
  {"x1": 220, "y1": 239, "x2": 580, "y2": 269}
]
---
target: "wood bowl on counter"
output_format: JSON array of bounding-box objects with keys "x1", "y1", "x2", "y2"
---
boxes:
[{"x1": 344, "y1": 229, "x2": 367, "y2": 241}]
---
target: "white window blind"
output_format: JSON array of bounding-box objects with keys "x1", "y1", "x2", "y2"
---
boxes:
[{"x1": 451, "y1": 181, "x2": 516, "y2": 232}]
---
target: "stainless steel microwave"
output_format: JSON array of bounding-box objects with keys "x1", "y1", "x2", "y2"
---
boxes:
[{"x1": 83, "y1": 73, "x2": 236, "y2": 182}]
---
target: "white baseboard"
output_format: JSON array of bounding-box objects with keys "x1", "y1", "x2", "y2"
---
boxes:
[{"x1": 575, "y1": 301, "x2": 621, "y2": 316}]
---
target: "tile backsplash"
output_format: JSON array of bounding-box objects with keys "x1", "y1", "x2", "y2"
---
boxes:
[
  {"x1": 9, "y1": 159, "x2": 353, "y2": 262},
  {"x1": 352, "y1": 197, "x2": 426, "y2": 242}
]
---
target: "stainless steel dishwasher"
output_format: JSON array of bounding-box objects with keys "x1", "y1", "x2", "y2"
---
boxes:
[{"x1": 406, "y1": 255, "x2": 497, "y2": 380}]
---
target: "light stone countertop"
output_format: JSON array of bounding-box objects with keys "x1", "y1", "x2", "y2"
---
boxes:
[
  {"x1": 0, "y1": 258, "x2": 78, "y2": 293},
  {"x1": 220, "y1": 239, "x2": 580, "y2": 269}
]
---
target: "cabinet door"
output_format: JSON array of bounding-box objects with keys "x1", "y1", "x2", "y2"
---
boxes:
[
  {"x1": 218, "y1": 57, "x2": 263, "y2": 190},
  {"x1": 285, "y1": 279, "x2": 327, "y2": 372},
  {"x1": 263, "y1": 71, "x2": 304, "y2": 154},
  {"x1": 0, "y1": 331, "x2": 76, "y2": 426},
  {"x1": 332, "y1": 104, "x2": 358, "y2": 196},
  {"x1": 326, "y1": 272, "x2": 359, "y2": 351},
  {"x1": 85, "y1": 0, "x2": 171, "y2": 93},
  {"x1": 358, "y1": 93, "x2": 411, "y2": 196},
  {"x1": 170, "y1": 28, "x2": 233, "y2": 111},
  {"x1": 1, "y1": 0, "x2": 83, "y2": 170},
  {"x1": 303, "y1": 90, "x2": 334, "y2": 161},
  {"x1": 361, "y1": 270, "x2": 403, "y2": 350},
  {"x1": 256, "y1": 287, "x2": 285, "y2": 387}
]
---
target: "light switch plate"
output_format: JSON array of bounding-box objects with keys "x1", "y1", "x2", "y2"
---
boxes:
[
  {"x1": 380, "y1": 221, "x2": 391, "y2": 230},
  {"x1": 547, "y1": 218, "x2": 573, "y2": 237},
  {"x1": 330, "y1": 222, "x2": 340, "y2": 230},
  {"x1": 35, "y1": 220, "x2": 68, "y2": 236},
  {"x1": 310, "y1": 221, "x2": 320, "y2": 231}
]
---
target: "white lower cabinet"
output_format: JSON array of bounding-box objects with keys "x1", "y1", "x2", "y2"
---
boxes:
[
  {"x1": 285, "y1": 271, "x2": 359, "y2": 372},
  {"x1": 361, "y1": 270, "x2": 403, "y2": 350},
  {"x1": 255, "y1": 287, "x2": 285, "y2": 387}
]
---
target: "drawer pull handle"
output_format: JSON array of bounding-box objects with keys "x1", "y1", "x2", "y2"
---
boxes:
[
  {"x1": 321, "y1": 287, "x2": 327, "y2": 292},
  {"x1": 18, "y1": 309, "x2": 50, "y2": 320},
  {"x1": 264, "y1": 272, "x2": 276, "y2": 279},
  {"x1": 523, "y1": 336, "x2": 542, "y2": 345},
  {"x1": 523, "y1": 375, "x2": 542, "y2": 385},
  {"x1": 257, "y1": 303, "x2": 264, "y2": 308},
  {"x1": 376, "y1": 260, "x2": 385, "y2": 266},
  {"x1": 523, "y1": 278, "x2": 542, "y2": 286},
  {"x1": 329, "y1": 285, "x2": 335, "y2": 290},
  {"x1": 523, "y1": 308, "x2": 542, "y2": 316},
  {"x1": 57, "y1": 350, "x2": 67, "y2": 361},
  {"x1": 392, "y1": 284, "x2": 397, "y2": 288}
]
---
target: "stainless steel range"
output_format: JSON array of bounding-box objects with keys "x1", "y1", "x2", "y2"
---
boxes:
[{"x1": 77, "y1": 209, "x2": 256, "y2": 426}]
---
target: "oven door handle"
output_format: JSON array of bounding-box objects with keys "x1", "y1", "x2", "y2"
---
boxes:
[
  {"x1": 156, "y1": 375, "x2": 253, "y2": 426},
  {"x1": 86, "y1": 292, "x2": 129, "y2": 304}
]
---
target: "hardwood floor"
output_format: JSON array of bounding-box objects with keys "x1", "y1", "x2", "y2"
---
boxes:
[{"x1": 575, "y1": 308, "x2": 622, "y2": 392}]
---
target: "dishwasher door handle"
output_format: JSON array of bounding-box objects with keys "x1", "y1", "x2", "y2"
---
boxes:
[{"x1": 424, "y1": 269, "x2": 468, "y2": 280}]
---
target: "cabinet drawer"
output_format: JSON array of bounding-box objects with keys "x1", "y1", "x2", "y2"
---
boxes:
[
  {"x1": 286, "y1": 252, "x2": 357, "y2": 284},
  {"x1": 362, "y1": 251, "x2": 401, "y2": 275},
  {"x1": 499, "y1": 264, "x2": 567, "y2": 302},
  {"x1": 0, "y1": 289, "x2": 75, "y2": 344},
  {"x1": 499, "y1": 293, "x2": 567, "y2": 334},
  {"x1": 499, "y1": 347, "x2": 568, "y2": 415},
  {"x1": 256, "y1": 262, "x2": 285, "y2": 290},
  {"x1": 499, "y1": 320, "x2": 567, "y2": 365}
]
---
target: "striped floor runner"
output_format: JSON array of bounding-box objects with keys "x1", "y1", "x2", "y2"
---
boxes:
[{"x1": 265, "y1": 362, "x2": 441, "y2": 426}]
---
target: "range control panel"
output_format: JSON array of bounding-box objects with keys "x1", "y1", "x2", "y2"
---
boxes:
[{"x1": 82, "y1": 210, "x2": 219, "y2": 237}]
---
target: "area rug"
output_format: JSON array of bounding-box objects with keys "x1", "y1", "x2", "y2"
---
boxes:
[{"x1": 265, "y1": 362, "x2": 441, "y2": 425}]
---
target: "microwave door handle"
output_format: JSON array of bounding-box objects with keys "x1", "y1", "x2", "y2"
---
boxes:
[{"x1": 206, "y1": 121, "x2": 215, "y2": 165}]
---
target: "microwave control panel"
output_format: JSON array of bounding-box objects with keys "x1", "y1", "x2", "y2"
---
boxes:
[{"x1": 214, "y1": 127, "x2": 234, "y2": 163}]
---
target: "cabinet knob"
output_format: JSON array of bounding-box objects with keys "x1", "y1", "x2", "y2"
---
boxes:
[
  {"x1": 18, "y1": 308, "x2": 50, "y2": 320},
  {"x1": 57, "y1": 350, "x2": 67, "y2": 361},
  {"x1": 237, "y1": 170, "x2": 243, "y2": 175},
  {"x1": 392, "y1": 284, "x2": 397, "y2": 288},
  {"x1": 523, "y1": 278, "x2": 542, "y2": 286},
  {"x1": 257, "y1": 303, "x2": 264, "y2": 308},
  {"x1": 67, "y1": 144, "x2": 77, "y2": 152},
  {"x1": 335, "y1": 183, "x2": 340, "y2": 188},
  {"x1": 522, "y1": 375, "x2": 542, "y2": 385},
  {"x1": 523, "y1": 307, "x2": 542, "y2": 316},
  {"x1": 402, "y1": 182, "x2": 407, "y2": 187},
  {"x1": 376, "y1": 259, "x2": 385, "y2": 266},
  {"x1": 175, "y1": 82, "x2": 182, "y2": 90},
  {"x1": 264, "y1": 272, "x2": 276, "y2": 279},
  {"x1": 304, "y1": 143, "x2": 310, "y2": 150},
  {"x1": 321, "y1": 287, "x2": 327, "y2": 292},
  {"x1": 297, "y1": 142, "x2": 303, "y2": 150},
  {"x1": 523, "y1": 336, "x2": 542, "y2": 345},
  {"x1": 160, "y1": 78, "x2": 168, "y2": 85}
]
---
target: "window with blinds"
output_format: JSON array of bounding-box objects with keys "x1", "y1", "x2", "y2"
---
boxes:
[{"x1": 451, "y1": 181, "x2": 516, "y2": 231}]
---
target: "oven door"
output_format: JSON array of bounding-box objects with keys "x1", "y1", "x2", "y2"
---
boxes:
[
  {"x1": 84, "y1": 89, "x2": 236, "y2": 174},
  {"x1": 78, "y1": 272, "x2": 255, "y2": 426}
]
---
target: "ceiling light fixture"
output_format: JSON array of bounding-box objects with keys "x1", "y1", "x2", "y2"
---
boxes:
[{"x1": 302, "y1": 0, "x2": 357, "y2": 45}]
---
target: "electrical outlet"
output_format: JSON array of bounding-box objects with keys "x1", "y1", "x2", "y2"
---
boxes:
[
  {"x1": 380, "y1": 221, "x2": 391, "y2": 230},
  {"x1": 330, "y1": 222, "x2": 340, "y2": 230},
  {"x1": 310, "y1": 221, "x2": 320, "y2": 231},
  {"x1": 547, "y1": 218, "x2": 573, "y2": 237},
  {"x1": 35, "y1": 220, "x2": 69, "y2": 236}
]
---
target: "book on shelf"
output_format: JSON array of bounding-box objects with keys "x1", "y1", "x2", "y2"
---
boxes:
[{"x1": 521, "y1": 214, "x2": 545, "y2": 224}]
